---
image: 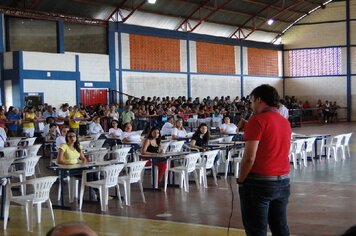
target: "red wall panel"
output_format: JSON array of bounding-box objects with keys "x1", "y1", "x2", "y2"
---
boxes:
[{"x1": 80, "y1": 89, "x2": 108, "y2": 106}]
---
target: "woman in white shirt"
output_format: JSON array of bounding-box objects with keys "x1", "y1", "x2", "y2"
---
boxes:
[
  {"x1": 121, "y1": 122, "x2": 142, "y2": 143},
  {"x1": 106, "y1": 105, "x2": 120, "y2": 121},
  {"x1": 56, "y1": 104, "x2": 69, "y2": 127},
  {"x1": 55, "y1": 125, "x2": 69, "y2": 150},
  {"x1": 108, "y1": 120, "x2": 122, "y2": 139},
  {"x1": 160, "y1": 117, "x2": 174, "y2": 136},
  {"x1": 89, "y1": 116, "x2": 104, "y2": 134},
  {"x1": 220, "y1": 116, "x2": 238, "y2": 135},
  {"x1": 171, "y1": 119, "x2": 188, "y2": 140},
  {"x1": 0, "y1": 129, "x2": 6, "y2": 148}
]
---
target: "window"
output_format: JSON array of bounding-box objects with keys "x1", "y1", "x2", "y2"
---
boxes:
[
  {"x1": 7, "y1": 17, "x2": 57, "y2": 53},
  {"x1": 288, "y1": 47, "x2": 342, "y2": 76},
  {"x1": 64, "y1": 23, "x2": 107, "y2": 54}
]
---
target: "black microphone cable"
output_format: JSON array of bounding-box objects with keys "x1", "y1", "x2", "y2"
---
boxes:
[{"x1": 227, "y1": 176, "x2": 234, "y2": 236}]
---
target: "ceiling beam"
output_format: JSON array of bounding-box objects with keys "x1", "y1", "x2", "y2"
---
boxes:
[
  {"x1": 105, "y1": 0, "x2": 129, "y2": 21},
  {"x1": 177, "y1": 0, "x2": 293, "y2": 24},
  {"x1": 28, "y1": 0, "x2": 41, "y2": 10},
  {"x1": 189, "y1": 0, "x2": 234, "y2": 32},
  {"x1": 122, "y1": 0, "x2": 146, "y2": 22},
  {"x1": 229, "y1": 0, "x2": 280, "y2": 38},
  {"x1": 244, "y1": 0, "x2": 305, "y2": 39},
  {"x1": 71, "y1": 0, "x2": 117, "y2": 7},
  {"x1": 203, "y1": 6, "x2": 293, "y2": 24},
  {"x1": 0, "y1": 6, "x2": 107, "y2": 25},
  {"x1": 175, "y1": 0, "x2": 210, "y2": 31},
  {"x1": 241, "y1": 0, "x2": 309, "y2": 15},
  {"x1": 128, "y1": 7, "x2": 281, "y2": 34}
]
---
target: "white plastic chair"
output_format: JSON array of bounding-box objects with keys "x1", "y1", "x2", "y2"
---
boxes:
[
  {"x1": 10, "y1": 155, "x2": 41, "y2": 195},
  {"x1": 21, "y1": 137, "x2": 37, "y2": 147},
  {"x1": 342, "y1": 133, "x2": 353, "y2": 158},
  {"x1": 90, "y1": 139, "x2": 106, "y2": 148},
  {"x1": 169, "y1": 141, "x2": 185, "y2": 152},
  {"x1": 0, "y1": 157, "x2": 15, "y2": 177},
  {"x1": 196, "y1": 150, "x2": 220, "y2": 188},
  {"x1": 3, "y1": 176, "x2": 58, "y2": 231},
  {"x1": 57, "y1": 175, "x2": 78, "y2": 203},
  {"x1": 164, "y1": 153, "x2": 200, "y2": 192},
  {"x1": 90, "y1": 133, "x2": 101, "y2": 141},
  {"x1": 160, "y1": 141, "x2": 171, "y2": 153},
  {"x1": 79, "y1": 164, "x2": 125, "y2": 211},
  {"x1": 325, "y1": 135, "x2": 345, "y2": 161},
  {"x1": 80, "y1": 140, "x2": 92, "y2": 150},
  {"x1": 86, "y1": 149, "x2": 109, "y2": 163},
  {"x1": 118, "y1": 161, "x2": 147, "y2": 206},
  {"x1": 290, "y1": 139, "x2": 306, "y2": 169},
  {"x1": 0, "y1": 147, "x2": 18, "y2": 158},
  {"x1": 222, "y1": 136, "x2": 233, "y2": 142},
  {"x1": 135, "y1": 130, "x2": 144, "y2": 136},
  {"x1": 302, "y1": 137, "x2": 317, "y2": 166},
  {"x1": 110, "y1": 147, "x2": 131, "y2": 163},
  {"x1": 0, "y1": 157, "x2": 15, "y2": 198},
  {"x1": 6, "y1": 138, "x2": 22, "y2": 147},
  {"x1": 23, "y1": 144, "x2": 42, "y2": 157},
  {"x1": 225, "y1": 147, "x2": 244, "y2": 179},
  {"x1": 209, "y1": 138, "x2": 223, "y2": 144},
  {"x1": 22, "y1": 144, "x2": 42, "y2": 175}
]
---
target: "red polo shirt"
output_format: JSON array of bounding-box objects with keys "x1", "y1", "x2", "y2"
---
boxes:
[{"x1": 244, "y1": 108, "x2": 291, "y2": 176}]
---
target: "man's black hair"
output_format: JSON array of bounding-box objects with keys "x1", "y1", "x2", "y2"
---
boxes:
[
  {"x1": 341, "y1": 225, "x2": 356, "y2": 236},
  {"x1": 250, "y1": 84, "x2": 280, "y2": 107}
]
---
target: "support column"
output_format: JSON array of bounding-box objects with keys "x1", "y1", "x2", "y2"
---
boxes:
[
  {"x1": 240, "y1": 44, "x2": 244, "y2": 97},
  {"x1": 346, "y1": 0, "x2": 351, "y2": 122},
  {"x1": 56, "y1": 20, "x2": 65, "y2": 53},
  {"x1": 0, "y1": 14, "x2": 5, "y2": 106},
  {"x1": 186, "y1": 34, "x2": 191, "y2": 98}
]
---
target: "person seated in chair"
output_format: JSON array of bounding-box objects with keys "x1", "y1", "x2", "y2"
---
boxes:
[
  {"x1": 45, "y1": 124, "x2": 59, "y2": 142},
  {"x1": 121, "y1": 122, "x2": 142, "y2": 143},
  {"x1": 88, "y1": 116, "x2": 104, "y2": 135},
  {"x1": 57, "y1": 130, "x2": 87, "y2": 165},
  {"x1": 141, "y1": 127, "x2": 166, "y2": 183},
  {"x1": 160, "y1": 117, "x2": 175, "y2": 136},
  {"x1": 56, "y1": 125, "x2": 69, "y2": 150},
  {"x1": 220, "y1": 116, "x2": 238, "y2": 135},
  {"x1": 171, "y1": 119, "x2": 188, "y2": 140},
  {"x1": 190, "y1": 123, "x2": 210, "y2": 151}
]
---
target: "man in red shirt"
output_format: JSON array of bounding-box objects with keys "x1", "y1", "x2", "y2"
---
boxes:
[{"x1": 238, "y1": 84, "x2": 291, "y2": 236}]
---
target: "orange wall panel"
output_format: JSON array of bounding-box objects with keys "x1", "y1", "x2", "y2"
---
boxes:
[
  {"x1": 130, "y1": 34, "x2": 180, "y2": 71},
  {"x1": 196, "y1": 42, "x2": 235, "y2": 74},
  {"x1": 248, "y1": 48, "x2": 278, "y2": 76}
]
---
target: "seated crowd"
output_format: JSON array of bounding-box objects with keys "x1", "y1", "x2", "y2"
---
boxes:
[
  {"x1": 0, "y1": 94, "x2": 343, "y2": 149},
  {"x1": 284, "y1": 96, "x2": 341, "y2": 123},
  {"x1": 0, "y1": 95, "x2": 252, "y2": 139}
]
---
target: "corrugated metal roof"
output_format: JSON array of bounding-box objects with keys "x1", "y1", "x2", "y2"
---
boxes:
[{"x1": 0, "y1": 0, "x2": 335, "y2": 43}]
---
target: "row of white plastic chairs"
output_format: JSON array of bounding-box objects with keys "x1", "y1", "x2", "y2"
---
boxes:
[
  {"x1": 1, "y1": 137, "x2": 242, "y2": 232},
  {"x1": 5, "y1": 137, "x2": 37, "y2": 148},
  {"x1": 290, "y1": 133, "x2": 353, "y2": 169},
  {"x1": 187, "y1": 117, "x2": 223, "y2": 128},
  {"x1": 2, "y1": 160, "x2": 148, "y2": 232}
]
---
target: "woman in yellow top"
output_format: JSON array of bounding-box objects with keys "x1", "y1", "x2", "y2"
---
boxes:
[
  {"x1": 23, "y1": 106, "x2": 36, "y2": 138},
  {"x1": 69, "y1": 106, "x2": 84, "y2": 135},
  {"x1": 57, "y1": 130, "x2": 87, "y2": 165}
]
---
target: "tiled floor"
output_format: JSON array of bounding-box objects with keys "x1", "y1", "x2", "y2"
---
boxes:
[
  {"x1": 2, "y1": 122, "x2": 356, "y2": 236},
  {"x1": 3, "y1": 206, "x2": 246, "y2": 236}
]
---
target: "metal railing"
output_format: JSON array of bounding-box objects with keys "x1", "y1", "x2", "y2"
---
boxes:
[{"x1": 288, "y1": 107, "x2": 347, "y2": 127}]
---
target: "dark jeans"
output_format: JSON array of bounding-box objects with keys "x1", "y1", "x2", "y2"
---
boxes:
[{"x1": 239, "y1": 177, "x2": 290, "y2": 236}]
